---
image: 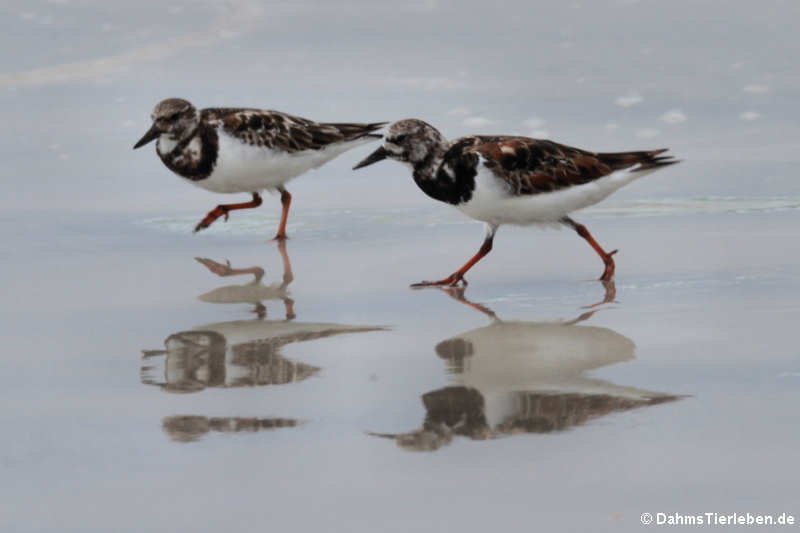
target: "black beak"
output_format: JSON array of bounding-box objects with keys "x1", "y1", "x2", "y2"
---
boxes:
[
  {"x1": 353, "y1": 146, "x2": 389, "y2": 170},
  {"x1": 133, "y1": 123, "x2": 161, "y2": 149}
]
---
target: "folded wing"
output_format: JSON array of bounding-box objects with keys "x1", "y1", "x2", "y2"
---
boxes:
[
  {"x1": 464, "y1": 136, "x2": 677, "y2": 195},
  {"x1": 204, "y1": 108, "x2": 385, "y2": 153}
]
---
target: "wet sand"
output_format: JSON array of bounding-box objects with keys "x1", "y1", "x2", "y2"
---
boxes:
[
  {"x1": 3, "y1": 0, "x2": 800, "y2": 529},
  {"x1": 1, "y1": 206, "x2": 798, "y2": 531}
]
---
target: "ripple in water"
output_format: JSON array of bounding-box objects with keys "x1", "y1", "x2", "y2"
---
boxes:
[{"x1": 137, "y1": 196, "x2": 800, "y2": 235}]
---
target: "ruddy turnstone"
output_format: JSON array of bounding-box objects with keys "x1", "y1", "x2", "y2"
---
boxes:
[
  {"x1": 354, "y1": 119, "x2": 678, "y2": 286},
  {"x1": 133, "y1": 98, "x2": 386, "y2": 239}
]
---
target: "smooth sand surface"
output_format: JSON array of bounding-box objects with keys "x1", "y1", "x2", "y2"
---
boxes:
[
  {"x1": 1, "y1": 206, "x2": 798, "y2": 531},
  {"x1": 3, "y1": 1, "x2": 799, "y2": 529}
]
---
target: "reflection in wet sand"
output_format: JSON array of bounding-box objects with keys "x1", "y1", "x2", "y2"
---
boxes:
[
  {"x1": 194, "y1": 240, "x2": 295, "y2": 319},
  {"x1": 142, "y1": 328, "x2": 324, "y2": 392},
  {"x1": 371, "y1": 286, "x2": 680, "y2": 451},
  {"x1": 163, "y1": 416, "x2": 303, "y2": 443},
  {"x1": 142, "y1": 243, "x2": 384, "y2": 441}
]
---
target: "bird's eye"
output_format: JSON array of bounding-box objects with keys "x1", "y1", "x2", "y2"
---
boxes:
[
  {"x1": 391, "y1": 134, "x2": 408, "y2": 144},
  {"x1": 169, "y1": 112, "x2": 182, "y2": 121}
]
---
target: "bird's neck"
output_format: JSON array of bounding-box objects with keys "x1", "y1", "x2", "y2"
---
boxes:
[
  {"x1": 411, "y1": 140, "x2": 448, "y2": 182},
  {"x1": 412, "y1": 142, "x2": 476, "y2": 205},
  {"x1": 157, "y1": 124, "x2": 218, "y2": 181}
]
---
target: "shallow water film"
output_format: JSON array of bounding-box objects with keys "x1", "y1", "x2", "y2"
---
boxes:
[{"x1": 2, "y1": 0, "x2": 800, "y2": 531}]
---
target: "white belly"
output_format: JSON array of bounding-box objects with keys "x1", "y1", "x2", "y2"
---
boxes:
[
  {"x1": 188, "y1": 132, "x2": 374, "y2": 194},
  {"x1": 457, "y1": 163, "x2": 654, "y2": 226}
]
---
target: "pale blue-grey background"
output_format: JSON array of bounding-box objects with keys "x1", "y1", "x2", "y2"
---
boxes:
[
  {"x1": 1, "y1": 2, "x2": 799, "y2": 532},
  {"x1": 2, "y1": 0, "x2": 798, "y2": 212}
]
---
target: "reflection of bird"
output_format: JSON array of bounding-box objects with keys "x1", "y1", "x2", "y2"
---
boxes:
[
  {"x1": 133, "y1": 97, "x2": 385, "y2": 238},
  {"x1": 370, "y1": 288, "x2": 680, "y2": 451},
  {"x1": 162, "y1": 415, "x2": 303, "y2": 443},
  {"x1": 195, "y1": 240, "x2": 296, "y2": 319},
  {"x1": 141, "y1": 243, "x2": 385, "y2": 393},
  {"x1": 354, "y1": 119, "x2": 678, "y2": 285},
  {"x1": 142, "y1": 328, "x2": 323, "y2": 393},
  {"x1": 142, "y1": 308, "x2": 383, "y2": 394}
]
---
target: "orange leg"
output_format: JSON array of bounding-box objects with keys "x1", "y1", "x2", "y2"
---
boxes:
[
  {"x1": 195, "y1": 257, "x2": 265, "y2": 282},
  {"x1": 437, "y1": 286, "x2": 498, "y2": 319},
  {"x1": 276, "y1": 240, "x2": 294, "y2": 289},
  {"x1": 194, "y1": 193, "x2": 263, "y2": 233},
  {"x1": 272, "y1": 187, "x2": 292, "y2": 241},
  {"x1": 275, "y1": 239, "x2": 295, "y2": 318},
  {"x1": 562, "y1": 216, "x2": 618, "y2": 281},
  {"x1": 282, "y1": 297, "x2": 296, "y2": 320},
  {"x1": 582, "y1": 279, "x2": 617, "y2": 309},
  {"x1": 412, "y1": 225, "x2": 497, "y2": 287}
]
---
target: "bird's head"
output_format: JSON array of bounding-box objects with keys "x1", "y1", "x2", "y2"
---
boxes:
[
  {"x1": 353, "y1": 119, "x2": 447, "y2": 170},
  {"x1": 133, "y1": 98, "x2": 199, "y2": 149}
]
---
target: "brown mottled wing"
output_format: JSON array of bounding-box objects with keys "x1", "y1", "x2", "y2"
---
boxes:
[
  {"x1": 464, "y1": 136, "x2": 677, "y2": 195},
  {"x1": 203, "y1": 108, "x2": 385, "y2": 153}
]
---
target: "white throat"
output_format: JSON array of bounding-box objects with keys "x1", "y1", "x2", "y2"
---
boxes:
[{"x1": 157, "y1": 135, "x2": 179, "y2": 156}]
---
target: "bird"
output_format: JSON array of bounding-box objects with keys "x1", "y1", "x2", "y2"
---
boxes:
[
  {"x1": 133, "y1": 98, "x2": 386, "y2": 239},
  {"x1": 354, "y1": 119, "x2": 679, "y2": 286}
]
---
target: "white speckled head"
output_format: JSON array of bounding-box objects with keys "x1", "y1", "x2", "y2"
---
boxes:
[
  {"x1": 133, "y1": 98, "x2": 199, "y2": 149},
  {"x1": 353, "y1": 118, "x2": 448, "y2": 170}
]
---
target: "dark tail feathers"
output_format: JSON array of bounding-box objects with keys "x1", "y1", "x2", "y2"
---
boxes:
[
  {"x1": 598, "y1": 148, "x2": 680, "y2": 171},
  {"x1": 326, "y1": 121, "x2": 387, "y2": 141}
]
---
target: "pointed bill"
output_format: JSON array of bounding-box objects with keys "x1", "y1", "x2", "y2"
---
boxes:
[
  {"x1": 353, "y1": 146, "x2": 389, "y2": 170},
  {"x1": 133, "y1": 123, "x2": 161, "y2": 149}
]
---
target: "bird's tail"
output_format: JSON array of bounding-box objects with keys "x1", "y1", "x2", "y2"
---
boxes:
[
  {"x1": 597, "y1": 148, "x2": 680, "y2": 172},
  {"x1": 324, "y1": 121, "x2": 387, "y2": 141}
]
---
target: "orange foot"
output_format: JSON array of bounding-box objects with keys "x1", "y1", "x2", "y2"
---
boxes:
[
  {"x1": 195, "y1": 257, "x2": 233, "y2": 276},
  {"x1": 410, "y1": 273, "x2": 467, "y2": 288},
  {"x1": 194, "y1": 208, "x2": 229, "y2": 233},
  {"x1": 599, "y1": 249, "x2": 618, "y2": 282}
]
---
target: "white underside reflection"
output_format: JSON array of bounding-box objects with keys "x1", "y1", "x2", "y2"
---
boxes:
[
  {"x1": 141, "y1": 242, "x2": 385, "y2": 442},
  {"x1": 370, "y1": 286, "x2": 682, "y2": 451}
]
